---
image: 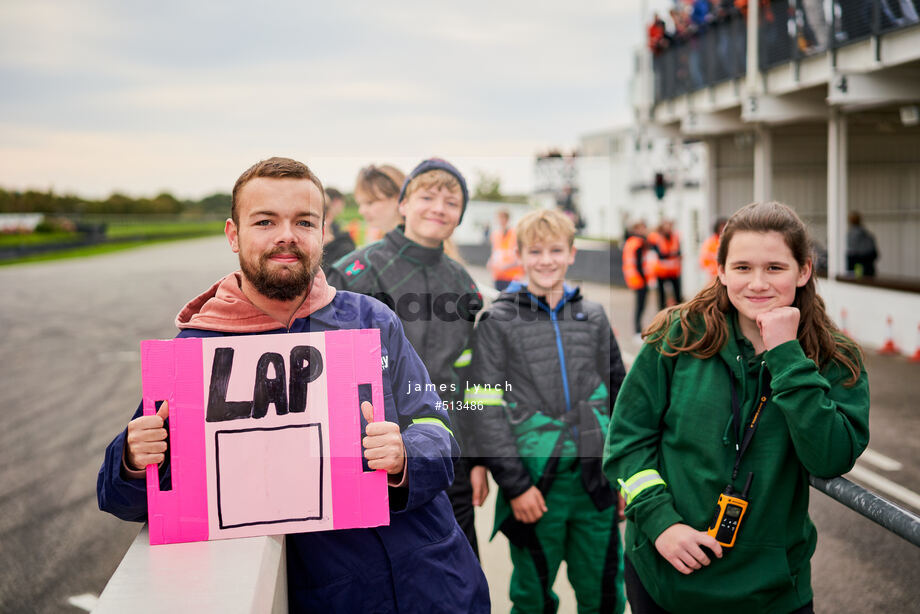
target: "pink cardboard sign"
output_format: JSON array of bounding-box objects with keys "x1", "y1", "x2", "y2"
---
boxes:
[{"x1": 139, "y1": 329, "x2": 390, "y2": 545}]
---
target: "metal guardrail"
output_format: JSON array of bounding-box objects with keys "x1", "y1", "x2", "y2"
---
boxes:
[{"x1": 810, "y1": 475, "x2": 920, "y2": 547}]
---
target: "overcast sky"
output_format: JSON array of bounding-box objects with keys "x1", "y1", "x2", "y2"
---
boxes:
[{"x1": 1, "y1": 1, "x2": 657, "y2": 199}]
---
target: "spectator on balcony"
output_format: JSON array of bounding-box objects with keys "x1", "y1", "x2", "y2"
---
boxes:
[
  {"x1": 670, "y1": 6, "x2": 693, "y2": 39},
  {"x1": 668, "y1": 8, "x2": 692, "y2": 87},
  {"x1": 712, "y1": 0, "x2": 743, "y2": 77},
  {"x1": 898, "y1": 0, "x2": 919, "y2": 24},
  {"x1": 648, "y1": 12, "x2": 669, "y2": 55},
  {"x1": 713, "y1": 0, "x2": 739, "y2": 21},
  {"x1": 746, "y1": 0, "x2": 783, "y2": 65},
  {"x1": 800, "y1": 0, "x2": 828, "y2": 50},
  {"x1": 684, "y1": 1, "x2": 712, "y2": 88},
  {"x1": 734, "y1": 0, "x2": 773, "y2": 21},
  {"x1": 881, "y1": 0, "x2": 920, "y2": 28},
  {"x1": 690, "y1": 0, "x2": 714, "y2": 32}
]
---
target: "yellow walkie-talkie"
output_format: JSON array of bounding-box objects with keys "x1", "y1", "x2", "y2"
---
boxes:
[{"x1": 707, "y1": 472, "x2": 753, "y2": 549}]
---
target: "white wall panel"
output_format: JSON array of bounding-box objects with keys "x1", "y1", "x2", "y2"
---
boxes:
[{"x1": 848, "y1": 123, "x2": 920, "y2": 279}]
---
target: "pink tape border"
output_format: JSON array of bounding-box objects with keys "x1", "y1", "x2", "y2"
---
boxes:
[
  {"x1": 325, "y1": 329, "x2": 389, "y2": 529},
  {"x1": 142, "y1": 338, "x2": 208, "y2": 545}
]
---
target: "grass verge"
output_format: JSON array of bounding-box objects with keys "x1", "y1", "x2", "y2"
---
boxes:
[
  {"x1": 0, "y1": 231, "x2": 82, "y2": 247},
  {"x1": 0, "y1": 234, "x2": 220, "y2": 267},
  {"x1": 105, "y1": 220, "x2": 225, "y2": 238}
]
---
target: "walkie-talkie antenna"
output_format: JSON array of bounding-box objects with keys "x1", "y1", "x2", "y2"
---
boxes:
[{"x1": 741, "y1": 472, "x2": 754, "y2": 498}]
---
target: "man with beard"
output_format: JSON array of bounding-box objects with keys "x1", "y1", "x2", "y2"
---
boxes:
[{"x1": 96, "y1": 157, "x2": 490, "y2": 614}]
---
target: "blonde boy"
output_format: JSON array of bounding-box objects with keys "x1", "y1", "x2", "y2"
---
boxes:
[{"x1": 467, "y1": 209, "x2": 627, "y2": 613}]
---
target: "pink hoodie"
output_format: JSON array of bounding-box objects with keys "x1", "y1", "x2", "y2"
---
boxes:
[{"x1": 175, "y1": 270, "x2": 337, "y2": 333}]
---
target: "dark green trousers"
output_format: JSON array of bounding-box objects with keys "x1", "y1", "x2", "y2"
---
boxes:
[{"x1": 507, "y1": 461, "x2": 625, "y2": 614}]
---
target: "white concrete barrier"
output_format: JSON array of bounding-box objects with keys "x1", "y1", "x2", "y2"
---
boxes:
[{"x1": 93, "y1": 526, "x2": 286, "y2": 614}]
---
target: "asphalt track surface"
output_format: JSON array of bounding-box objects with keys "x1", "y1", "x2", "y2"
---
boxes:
[{"x1": 0, "y1": 235, "x2": 917, "y2": 613}]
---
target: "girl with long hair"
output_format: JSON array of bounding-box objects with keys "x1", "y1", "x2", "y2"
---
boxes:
[{"x1": 604, "y1": 201, "x2": 869, "y2": 614}]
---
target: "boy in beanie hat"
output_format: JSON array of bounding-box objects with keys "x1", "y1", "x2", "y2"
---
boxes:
[
  {"x1": 397, "y1": 158, "x2": 470, "y2": 222},
  {"x1": 327, "y1": 158, "x2": 488, "y2": 557}
]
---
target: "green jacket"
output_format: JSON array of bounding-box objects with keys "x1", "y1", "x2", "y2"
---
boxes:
[{"x1": 603, "y1": 313, "x2": 869, "y2": 613}]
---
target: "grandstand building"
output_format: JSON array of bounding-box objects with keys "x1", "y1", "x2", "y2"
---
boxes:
[{"x1": 633, "y1": 0, "x2": 920, "y2": 351}]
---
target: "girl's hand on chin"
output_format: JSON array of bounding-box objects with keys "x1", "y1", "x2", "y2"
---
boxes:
[{"x1": 756, "y1": 306, "x2": 800, "y2": 351}]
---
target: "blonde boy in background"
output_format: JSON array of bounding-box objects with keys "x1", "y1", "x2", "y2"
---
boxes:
[{"x1": 467, "y1": 209, "x2": 627, "y2": 613}]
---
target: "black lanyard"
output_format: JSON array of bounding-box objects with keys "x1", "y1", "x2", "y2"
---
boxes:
[{"x1": 728, "y1": 375, "x2": 772, "y2": 481}]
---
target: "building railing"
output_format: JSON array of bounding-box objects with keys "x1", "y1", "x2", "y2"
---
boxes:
[{"x1": 653, "y1": 0, "x2": 920, "y2": 103}]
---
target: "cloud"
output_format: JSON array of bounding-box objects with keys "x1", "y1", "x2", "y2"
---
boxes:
[
  {"x1": 0, "y1": 1, "x2": 644, "y2": 198},
  {"x1": 0, "y1": 1, "x2": 120, "y2": 71}
]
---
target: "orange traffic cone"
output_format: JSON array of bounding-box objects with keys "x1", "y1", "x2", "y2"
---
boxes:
[
  {"x1": 878, "y1": 315, "x2": 900, "y2": 356},
  {"x1": 910, "y1": 323, "x2": 920, "y2": 363}
]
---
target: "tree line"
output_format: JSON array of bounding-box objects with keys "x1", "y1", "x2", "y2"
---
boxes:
[
  {"x1": 0, "y1": 187, "x2": 231, "y2": 217},
  {"x1": 1, "y1": 175, "x2": 526, "y2": 218}
]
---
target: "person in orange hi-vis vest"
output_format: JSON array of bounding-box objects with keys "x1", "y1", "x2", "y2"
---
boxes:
[
  {"x1": 622, "y1": 220, "x2": 654, "y2": 338},
  {"x1": 487, "y1": 209, "x2": 524, "y2": 291},
  {"x1": 648, "y1": 219, "x2": 683, "y2": 310},
  {"x1": 699, "y1": 217, "x2": 727, "y2": 283}
]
